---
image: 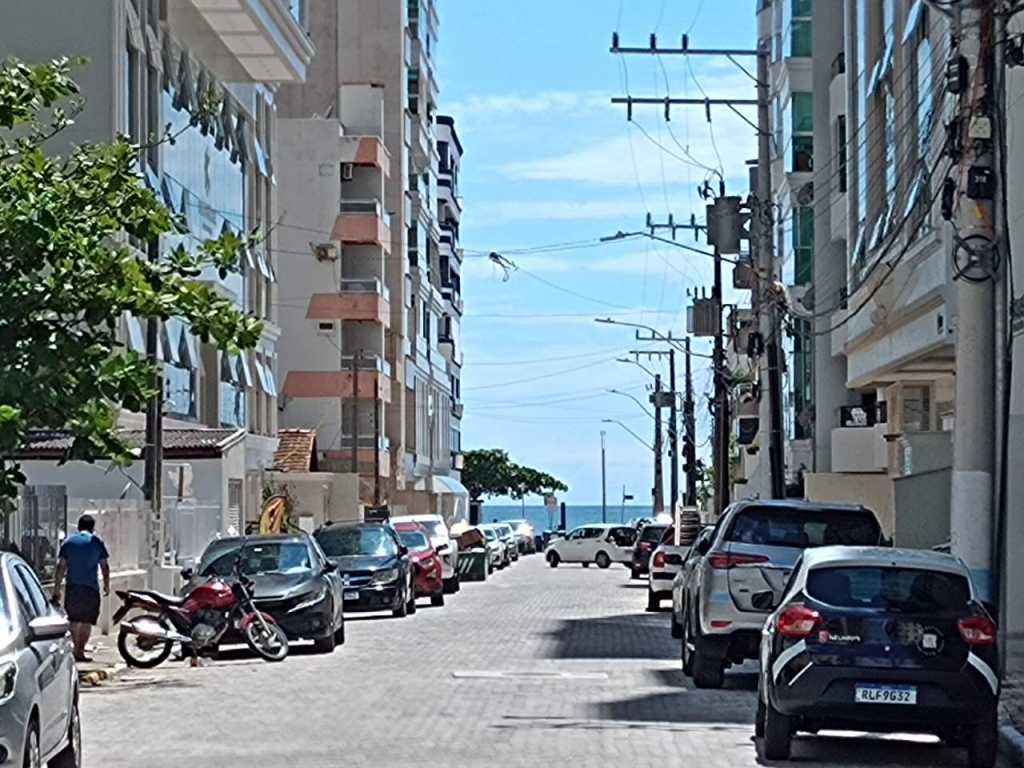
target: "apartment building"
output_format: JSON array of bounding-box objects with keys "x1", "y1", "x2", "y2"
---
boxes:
[
  {"x1": 763, "y1": 0, "x2": 956, "y2": 545},
  {"x1": 277, "y1": 0, "x2": 468, "y2": 520},
  {"x1": 0, "y1": 0, "x2": 315, "y2": 526}
]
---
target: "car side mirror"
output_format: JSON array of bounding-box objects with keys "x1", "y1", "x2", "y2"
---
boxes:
[
  {"x1": 751, "y1": 590, "x2": 777, "y2": 611},
  {"x1": 29, "y1": 614, "x2": 70, "y2": 642},
  {"x1": 398, "y1": 545, "x2": 409, "y2": 557},
  {"x1": 180, "y1": 567, "x2": 194, "y2": 580},
  {"x1": 322, "y1": 562, "x2": 337, "y2": 574}
]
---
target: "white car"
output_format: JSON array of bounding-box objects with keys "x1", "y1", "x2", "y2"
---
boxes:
[
  {"x1": 647, "y1": 527, "x2": 699, "y2": 611},
  {"x1": 545, "y1": 524, "x2": 636, "y2": 569},
  {"x1": 390, "y1": 514, "x2": 460, "y2": 593}
]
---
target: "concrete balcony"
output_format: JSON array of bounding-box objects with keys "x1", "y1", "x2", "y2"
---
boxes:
[
  {"x1": 282, "y1": 357, "x2": 392, "y2": 403},
  {"x1": 438, "y1": 178, "x2": 461, "y2": 221},
  {"x1": 333, "y1": 199, "x2": 391, "y2": 250},
  {"x1": 407, "y1": 111, "x2": 431, "y2": 170},
  {"x1": 305, "y1": 280, "x2": 390, "y2": 328},
  {"x1": 186, "y1": 0, "x2": 315, "y2": 82},
  {"x1": 340, "y1": 136, "x2": 390, "y2": 174},
  {"x1": 831, "y1": 423, "x2": 888, "y2": 473},
  {"x1": 321, "y1": 437, "x2": 390, "y2": 478}
]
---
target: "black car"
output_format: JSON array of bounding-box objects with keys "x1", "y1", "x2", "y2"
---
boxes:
[
  {"x1": 187, "y1": 534, "x2": 345, "y2": 653},
  {"x1": 630, "y1": 523, "x2": 668, "y2": 578},
  {"x1": 758, "y1": 546, "x2": 999, "y2": 767},
  {"x1": 314, "y1": 522, "x2": 416, "y2": 618}
]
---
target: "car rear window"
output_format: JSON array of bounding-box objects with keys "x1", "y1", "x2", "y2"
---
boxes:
[
  {"x1": 608, "y1": 527, "x2": 636, "y2": 547},
  {"x1": 640, "y1": 525, "x2": 667, "y2": 543},
  {"x1": 726, "y1": 506, "x2": 881, "y2": 548},
  {"x1": 806, "y1": 566, "x2": 970, "y2": 612}
]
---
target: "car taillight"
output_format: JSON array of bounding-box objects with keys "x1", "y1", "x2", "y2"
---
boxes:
[
  {"x1": 777, "y1": 605, "x2": 822, "y2": 638},
  {"x1": 652, "y1": 552, "x2": 666, "y2": 568},
  {"x1": 958, "y1": 616, "x2": 996, "y2": 645},
  {"x1": 707, "y1": 552, "x2": 770, "y2": 569}
]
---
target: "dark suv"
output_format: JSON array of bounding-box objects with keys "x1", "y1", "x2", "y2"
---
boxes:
[
  {"x1": 758, "y1": 546, "x2": 998, "y2": 767},
  {"x1": 630, "y1": 524, "x2": 667, "y2": 579}
]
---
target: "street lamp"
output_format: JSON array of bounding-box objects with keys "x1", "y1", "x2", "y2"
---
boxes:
[
  {"x1": 597, "y1": 317, "x2": 715, "y2": 360},
  {"x1": 607, "y1": 388, "x2": 655, "y2": 419},
  {"x1": 602, "y1": 419, "x2": 655, "y2": 452},
  {"x1": 599, "y1": 229, "x2": 742, "y2": 266}
]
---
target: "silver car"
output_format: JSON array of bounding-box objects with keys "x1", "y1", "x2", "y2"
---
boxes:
[
  {"x1": 675, "y1": 499, "x2": 884, "y2": 689},
  {"x1": 0, "y1": 552, "x2": 80, "y2": 767}
]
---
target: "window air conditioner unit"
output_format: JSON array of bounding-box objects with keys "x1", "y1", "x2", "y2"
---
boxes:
[
  {"x1": 316, "y1": 321, "x2": 336, "y2": 335},
  {"x1": 342, "y1": 163, "x2": 354, "y2": 181},
  {"x1": 311, "y1": 242, "x2": 339, "y2": 262}
]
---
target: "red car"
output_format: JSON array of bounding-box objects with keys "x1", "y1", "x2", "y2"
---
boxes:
[{"x1": 393, "y1": 522, "x2": 446, "y2": 607}]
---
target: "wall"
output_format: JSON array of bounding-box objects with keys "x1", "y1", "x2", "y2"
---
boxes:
[
  {"x1": 805, "y1": 472, "x2": 895, "y2": 538},
  {"x1": 264, "y1": 471, "x2": 360, "y2": 527},
  {"x1": 893, "y1": 468, "x2": 950, "y2": 550}
]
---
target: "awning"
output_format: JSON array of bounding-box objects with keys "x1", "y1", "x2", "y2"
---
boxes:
[{"x1": 413, "y1": 474, "x2": 470, "y2": 497}]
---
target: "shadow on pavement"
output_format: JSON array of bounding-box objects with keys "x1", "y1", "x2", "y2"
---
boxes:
[
  {"x1": 589, "y1": 686, "x2": 758, "y2": 725},
  {"x1": 756, "y1": 733, "x2": 957, "y2": 767},
  {"x1": 543, "y1": 613, "x2": 677, "y2": 660},
  {"x1": 493, "y1": 714, "x2": 751, "y2": 734}
]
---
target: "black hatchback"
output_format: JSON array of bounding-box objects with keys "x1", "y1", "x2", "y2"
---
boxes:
[{"x1": 757, "y1": 546, "x2": 999, "y2": 767}]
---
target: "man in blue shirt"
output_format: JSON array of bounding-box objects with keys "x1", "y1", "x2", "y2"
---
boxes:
[{"x1": 52, "y1": 515, "x2": 110, "y2": 662}]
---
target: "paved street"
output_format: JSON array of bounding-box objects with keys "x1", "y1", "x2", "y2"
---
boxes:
[{"x1": 82, "y1": 556, "x2": 981, "y2": 767}]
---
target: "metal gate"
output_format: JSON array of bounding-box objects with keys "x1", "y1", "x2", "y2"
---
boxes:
[{"x1": 4, "y1": 485, "x2": 68, "y2": 583}]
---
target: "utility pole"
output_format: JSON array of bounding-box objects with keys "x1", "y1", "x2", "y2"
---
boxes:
[
  {"x1": 652, "y1": 374, "x2": 665, "y2": 515},
  {"x1": 601, "y1": 430, "x2": 608, "y2": 523},
  {"x1": 373, "y1": 393, "x2": 382, "y2": 506},
  {"x1": 755, "y1": 40, "x2": 786, "y2": 500},
  {"x1": 709, "y1": 214, "x2": 730, "y2": 515},
  {"x1": 350, "y1": 351, "x2": 360, "y2": 475},
  {"x1": 951, "y1": 1, "x2": 996, "y2": 600},
  {"x1": 684, "y1": 337, "x2": 697, "y2": 507},
  {"x1": 668, "y1": 348, "x2": 679, "y2": 514},
  {"x1": 143, "y1": 238, "x2": 163, "y2": 564}
]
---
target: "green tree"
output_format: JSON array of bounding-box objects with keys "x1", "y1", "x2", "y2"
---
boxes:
[
  {"x1": 461, "y1": 449, "x2": 568, "y2": 503},
  {"x1": 0, "y1": 58, "x2": 261, "y2": 496}
]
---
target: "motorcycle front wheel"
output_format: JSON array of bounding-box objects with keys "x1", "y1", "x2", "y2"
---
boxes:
[
  {"x1": 117, "y1": 613, "x2": 175, "y2": 668},
  {"x1": 243, "y1": 617, "x2": 289, "y2": 662}
]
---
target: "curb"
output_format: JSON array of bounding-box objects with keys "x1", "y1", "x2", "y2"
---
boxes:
[
  {"x1": 1000, "y1": 724, "x2": 1024, "y2": 766},
  {"x1": 78, "y1": 664, "x2": 123, "y2": 687}
]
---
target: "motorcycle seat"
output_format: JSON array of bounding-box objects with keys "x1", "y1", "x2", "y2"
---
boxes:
[{"x1": 134, "y1": 589, "x2": 188, "y2": 606}]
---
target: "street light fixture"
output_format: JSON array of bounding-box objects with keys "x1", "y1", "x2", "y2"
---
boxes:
[
  {"x1": 615, "y1": 356, "x2": 658, "y2": 379},
  {"x1": 607, "y1": 388, "x2": 655, "y2": 419},
  {"x1": 599, "y1": 229, "x2": 742, "y2": 266},
  {"x1": 596, "y1": 317, "x2": 716, "y2": 360},
  {"x1": 602, "y1": 419, "x2": 656, "y2": 452}
]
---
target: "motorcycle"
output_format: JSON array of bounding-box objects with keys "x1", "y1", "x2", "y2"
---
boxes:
[{"x1": 112, "y1": 571, "x2": 289, "y2": 668}]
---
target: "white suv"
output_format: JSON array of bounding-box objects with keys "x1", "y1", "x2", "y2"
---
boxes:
[
  {"x1": 545, "y1": 524, "x2": 636, "y2": 569},
  {"x1": 390, "y1": 514, "x2": 461, "y2": 593}
]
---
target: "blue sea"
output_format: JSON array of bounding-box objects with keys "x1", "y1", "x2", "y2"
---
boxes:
[{"x1": 481, "y1": 504, "x2": 655, "y2": 533}]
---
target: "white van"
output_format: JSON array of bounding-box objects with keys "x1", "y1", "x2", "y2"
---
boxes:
[{"x1": 544, "y1": 524, "x2": 636, "y2": 569}]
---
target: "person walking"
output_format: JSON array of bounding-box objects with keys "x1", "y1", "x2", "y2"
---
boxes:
[{"x1": 51, "y1": 514, "x2": 110, "y2": 662}]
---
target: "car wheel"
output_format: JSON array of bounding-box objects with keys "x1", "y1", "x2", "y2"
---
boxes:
[
  {"x1": 392, "y1": 587, "x2": 408, "y2": 618},
  {"x1": 313, "y1": 630, "x2": 336, "y2": 654},
  {"x1": 681, "y1": 614, "x2": 694, "y2": 676},
  {"x1": 431, "y1": 590, "x2": 445, "y2": 607},
  {"x1": 670, "y1": 612, "x2": 682, "y2": 639},
  {"x1": 547, "y1": 551, "x2": 560, "y2": 568},
  {"x1": 453, "y1": 575, "x2": 461, "y2": 593},
  {"x1": 646, "y1": 588, "x2": 660, "y2": 612},
  {"x1": 595, "y1": 551, "x2": 611, "y2": 569},
  {"x1": 755, "y1": 693, "x2": 766, "y2": 739},
  {"x1": 630, "y1": 568, "x2": 640, "y2": 579},
  {"x1": 968, "y1": 712, "x2": 998, "y2": 768},
  {"x1": 23, "y1": 718, "x2": 40, "y2": 768},
  {"x1": 334, "y1": 619, "x2": 346, "y2": 646},
  {"x1": 762, "y1": 698, "x2": 792, "y2": 760},
  {"x1": 692, "y1": 636, "x2": 725, "y2": 689},
  {"x1": 49, "y1": 698, "x2": 81, "y2": 768},
  {"x1": 406, "y1": 581, "x2": 418, "y2": 615}
]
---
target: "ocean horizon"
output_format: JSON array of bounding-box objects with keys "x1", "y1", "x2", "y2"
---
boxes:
[{"x1": 479, "y1": 503, "x2": 656, "y2": 532}]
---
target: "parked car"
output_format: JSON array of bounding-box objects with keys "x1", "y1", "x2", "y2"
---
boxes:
[
  {"x1": 494, "y1": 523, "x2": 519, "y2": 563},
  {"x1": 0, "y1": 552, "x2": 80, "y2": 768},
  {"x1": 185, "y1": 533, "x2": 345, "y2": 652},
  {"x1": 545, "y1": 524, "x2": 637, "y2": 569},
  {"x1": 647, "y1": 525, "x2": 703, "y2": 611},
  {"x1": 677, "y1": 499, "x2": 884, "y2": 689},
  {"x1": 503, "y1": 519, "x2": 536, "y2": 554},
  {"x1": 390, "y1": 514, "x2": 460, "y2": 594},
  {"x1": 671, "y1": 527, "x2": 714, "y2": 638},
  {"x1": 314, "y1": 523, "x2": 416, "y2": 618},
  {"x1": 393, "y1": 522, "x2": 446, "y2": 607},
  {"x1": 480, "y1": 526, "x2": 506, "y2": 569},
  {"x1": 630, "y1": 523, "x2": 668, "y2": 579},
  {"x1": 757, "y1": 546, "x2": 999, "y2": 768}
]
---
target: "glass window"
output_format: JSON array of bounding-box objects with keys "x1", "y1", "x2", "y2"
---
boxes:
[
  {"x1": 315, "y1": 526, "x2": 398, "y2": 558},
  {"x1": 902, "y1": 385, "x2": 931, "y2": 431},
  {"x1": 791, "y1": 92, "x2": 814, "y2": 134},
  {"x1": 836, "y1": 115, "x2": 848, "y2": 193},
  {"x1": 11, "y1": 564, "x2": 47, "y2": 621},
  {"x1": 794, "y1": 206, "x2": 814, "y2": 284},
  {"x1": 806, "y1": 566, "x2": 969, "y2": 612},
  {"x1": 792, "y1": 135, "x2": 814, "y2": 172},
  {"x1": 726, "y1": 505, "x2": 882, "y2": 548},
  {"x1": 397, "y1": 530, "x2": 430, "y2": 551},
  {"x1": 200, "y1": 542, "x2": 312, "y2": 577}
]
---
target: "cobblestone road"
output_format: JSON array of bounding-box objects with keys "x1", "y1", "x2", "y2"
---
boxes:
[{"x1": 81, "y1": 555, "x2": 986, "y2": 767}]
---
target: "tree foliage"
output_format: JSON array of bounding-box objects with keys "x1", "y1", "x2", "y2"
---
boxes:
[
  {"x1": 461, "y1": 449, "x2": 568, "y2": 502},
  {"x1": 0, "y1": 57, "x2": 262, "y2": 496}
]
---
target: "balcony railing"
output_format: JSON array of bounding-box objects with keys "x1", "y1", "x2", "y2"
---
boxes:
[
  {"x1": 340, "y1": 354, "x2": 392, "y2": 379},
  {"x1": 339, "y1": 278, "x2": 390, "y2": 302},
  {"x1": 341, "y1": 199, "x2": 382, "y2": 215},
  {"x1": 839, "y1": 402, "x2": 888, "y2": 428}
]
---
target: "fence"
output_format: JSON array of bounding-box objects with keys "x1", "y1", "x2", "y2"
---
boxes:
[
  {"x1": 164, "y1": 500, "x2": 222, "y2": 567},
  {"x1": 2, "y1": 486, "x2": 67, "y2": 583},
  {"x1": 69, "y1": 500, "x2": 148, "y2": 574}
]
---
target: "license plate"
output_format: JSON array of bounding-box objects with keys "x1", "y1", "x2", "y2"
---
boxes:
[
  {"x1": 343, "y1": 590, "x2": 360, "y2": 601},
  {"x1": 854, "y1": 684, "x2": 917, "y2": 704}
]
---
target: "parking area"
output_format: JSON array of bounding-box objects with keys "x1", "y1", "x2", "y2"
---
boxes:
[{"x1": 81, "y1": 555, "x2": 1000, "y2": 767}]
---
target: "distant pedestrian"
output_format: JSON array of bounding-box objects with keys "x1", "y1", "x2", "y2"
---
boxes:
[{"x1": 51, "y1": 515, "x2": 110, "y2": 662}]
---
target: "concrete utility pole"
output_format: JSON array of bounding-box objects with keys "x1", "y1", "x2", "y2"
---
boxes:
[
  {"x1": 373, "y1": 393, "x2": 382, "y2": 506},
  {"x1": 951, "y1": 1, "x2": 996, "y2": 600},
  {"x1": 668, "y1": 348, "x2": 679, "y2": 513},
  {"x1": 652, "y1": 374, "x2": 665, "y2": 515},
  {"x1": 710, "y1": 223, "x2": 730, "y2": 515},
  {"x1": 143, "y1": 238, "x2": 163, "y2": 563},
  {"x1": 350, "y1": 351, "x2": 360, "y2": 475},
  {"x1": 600, "y1": 430, "x2": 608, "y2": 523},
  {"x1": 756, "y1": 40, "x2": 787, "y2": 500},
  {"x1": 684, "y1": 337, "x2": 697, "y2": 507}
]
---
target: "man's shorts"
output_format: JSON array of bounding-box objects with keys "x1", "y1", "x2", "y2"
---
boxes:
[{"x1": 64, "y1": 584, "x2": 100, "y2": 625}]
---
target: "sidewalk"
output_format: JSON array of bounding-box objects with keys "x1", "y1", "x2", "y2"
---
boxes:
[
  {"x1": 76, "y1": 634, "x2": 124, "y2": 687},
  {"x1": 1001, "y1": 673, "x2": 1024, "y2": 765}
]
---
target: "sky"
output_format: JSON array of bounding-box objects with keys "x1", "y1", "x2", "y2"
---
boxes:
[{"x1": 437, "y1": 1, "x2": 757, "y2": 505}]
